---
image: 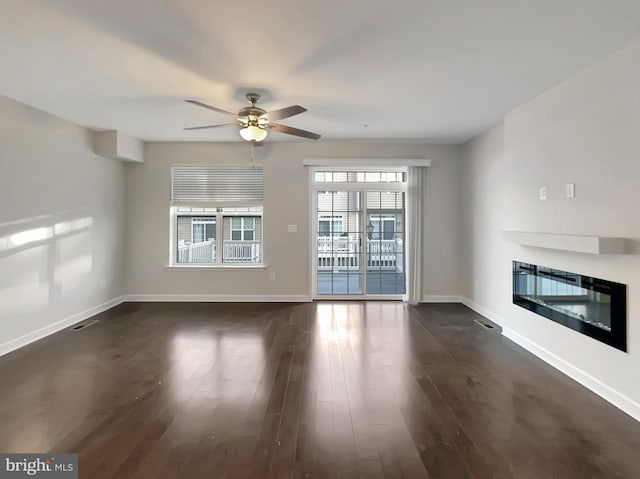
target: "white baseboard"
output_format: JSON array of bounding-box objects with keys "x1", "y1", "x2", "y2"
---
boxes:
[
  {"x1": 459, "y1": 296, "x2": 640, "y2": 423},
  {"x1": 0, "y1": 295, "x2": 126, "y2": 358},
  {"x1": 123, "y1": 294, "x2": 312, "y2": 303},
  {"x1": 502, "y1": 327, "x2": 640, "y2": 423},
  {"x1": 421, "y1": 295, "x2": 462, "y2": 303},
  {"x1": 459, "y1": 296, "x2": 507, "y2": 327}
]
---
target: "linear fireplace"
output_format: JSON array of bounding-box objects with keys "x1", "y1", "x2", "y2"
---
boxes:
[{"x1": 513, "y1": 261, "x2": 627, "y2": 351}]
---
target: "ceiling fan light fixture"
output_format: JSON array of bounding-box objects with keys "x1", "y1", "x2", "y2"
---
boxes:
[{"x1": 239, "y1": 125, "x2": 268, "y2": 142}]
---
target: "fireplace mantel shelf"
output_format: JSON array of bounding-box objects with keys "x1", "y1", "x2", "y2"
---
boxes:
[{"x1": 503, "y1": 231, "x2": 628, "y2": 255}]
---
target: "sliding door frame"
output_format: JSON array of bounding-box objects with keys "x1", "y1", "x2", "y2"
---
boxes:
[{"x1": 309, "y1": 166, "x2": 407, "y2": 300}]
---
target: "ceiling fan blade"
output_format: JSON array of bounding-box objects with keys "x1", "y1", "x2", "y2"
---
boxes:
[
  {"x1": 268, "y1": 123, "x2": 321, "y2": 140},
  {"x1": 263, "y1": 105, "x2": 307, "y2": 121},
  {"x1": 185, "y1": 100, "x2": 239, "y2": 118},
  {"x1": 183, "y1": 123, "x2": 237, "y2": 130}
]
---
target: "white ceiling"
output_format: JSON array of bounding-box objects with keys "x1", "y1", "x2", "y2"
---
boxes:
[{"x1": 0, "y1": 0, "x2": 639, "y2": 143}]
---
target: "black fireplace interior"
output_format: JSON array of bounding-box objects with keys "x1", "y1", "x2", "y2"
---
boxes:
[{"x1": 513, "y1": 261, "x2": 627, "y2": 352}]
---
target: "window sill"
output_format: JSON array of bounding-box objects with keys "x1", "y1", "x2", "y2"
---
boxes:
[{"x1": 165, "y1": 264, "x2": 266, "y2": 270}]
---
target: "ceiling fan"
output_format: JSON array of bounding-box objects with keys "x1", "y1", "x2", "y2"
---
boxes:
[{"x1": 184, "y1": 93, "x2": 321, "y2": 142}]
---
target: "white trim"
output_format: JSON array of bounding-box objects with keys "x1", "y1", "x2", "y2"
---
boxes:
[
  {"x1": 459, "y1": 296, "x2": 640, "y2": 423},
  {"x1": 460, "y1": 296, "x2": 507, "y2": 326},
  {"x1": 503, "y1": 231, "x2": 627, "y2": 255},
  {"x1": 502, "y1": 327, "x2": 640, "y2": 423},
  {"x1": 124, "y1": 294, "x2": 312, "y2": 303},
  {"x1": 0, "y1": 296, "x2": 126, "y2": 358},
  {"x1": 421, "y1": 295, "x2": 463, "y2": 303},
  {"x1": 164, "y1": 264, "x2": 266, "y2": 270},
  {"x1": 303, "y1": 158, "x2": 432, "y2": 167}
]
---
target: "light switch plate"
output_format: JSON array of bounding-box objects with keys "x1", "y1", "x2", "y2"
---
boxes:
[
  {"x1": 566, "y1": 183, "x2": 575, "y2": 198},
  {"x1": 287, "y1": 224, "x2": 298, "y2": 233},
  {"x1": 539, "y1": 187, "x2": 548, "y2": 200}
]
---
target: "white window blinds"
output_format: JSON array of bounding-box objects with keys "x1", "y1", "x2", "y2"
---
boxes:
[{"x1": 171, "y1": 166, "x2": 263, "y2": 202}]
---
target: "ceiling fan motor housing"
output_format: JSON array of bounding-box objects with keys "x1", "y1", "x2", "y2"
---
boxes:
[
  {"x1": 240, "y1": 93, "x2": 269, "y2": 126},
  {"x1": 238, "y1": 106, "x2": 267, "y2": 119}
]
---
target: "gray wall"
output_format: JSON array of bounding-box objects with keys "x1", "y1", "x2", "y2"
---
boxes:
[
  {"x1": 461, "y1": 41, "x2": 640, "y2": 415},
  {"x1": 0, "y1": 95, "x2": 126, "y2": 351},
  {"x1": 125, "y1": 142, "x2": 463, "y2": 298}
]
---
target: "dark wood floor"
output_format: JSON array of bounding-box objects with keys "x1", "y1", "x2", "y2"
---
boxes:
[{"x1": 1, "y1": 302, "x2": 639, "y2": 478}]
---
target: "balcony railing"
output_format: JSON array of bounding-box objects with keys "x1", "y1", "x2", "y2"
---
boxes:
[
  {"x1": 223, "y1": 241, "x2": 261, "y2": 263},
  {"x1": 177, "y1": 238, "x2": 397, "y2": 269},
  {"x1": 177, "y1": 240, "x2": 261, "y2": 264},
  {"x1": 317, "y1": 237, "x2": 403, "y2": 272},
  {"x1": 178, "y1": 240, "x2": 216, "y2": 263}
]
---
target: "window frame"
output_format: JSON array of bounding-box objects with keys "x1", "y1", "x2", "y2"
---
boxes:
[
  {"x1": 170, "y1": 164, "x2": 265, "y2": 268},
  {"x1": 231, "y1": 216, "x2": 256, "y2": 241},
  {"x1": 310, "y1": 166, "x2": 408, "y2": 300},
  {"x1": 368, "y1": 214, "x2": 396, "y2": 241},
  {"x1": 170, "y1": 205, "x2": 264, "y2": 268},
  {"x1": 191, "y1": 217, "x2": 217, "y2": 244},
  {"x1": 317, "y1": 215, "x2": 344, "y2": 238}
]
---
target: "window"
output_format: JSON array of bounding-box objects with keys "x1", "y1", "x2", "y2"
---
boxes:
[
  {"x1": 318, "y1": 215, "x2": 343, "y2": 237},
  {"x1": 314, "y1": 170, "x2": 406, "y2": 183},
  {"x1": 369, "y1": 214, "x2": 396, "y2": 240},
  {"x1": 171, "y1": 166, "x2": 263, "y2": 265},
  {"x1": 175, "y1": 207, "x2": 262, "y2": 264},
  {"x1": 192, "y1": 217, "x2": 216, "y2": 243},
  {"x1": 231, "y1": 217, "x2": 255, "y2": 241}
]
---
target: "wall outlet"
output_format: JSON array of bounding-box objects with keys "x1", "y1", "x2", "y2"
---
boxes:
[
  {"x1": 287, "y1": 224, "x2": 298, "y2": 233},
  {"x1": 566, "y1": 183, "x2": 575, "y2": 198},
  {"x1": 268, "y1": 272, "x2": 276, "y2": 281},
  {"x1": 539, "y1": 186, "x2": 548, "y2": 200}
]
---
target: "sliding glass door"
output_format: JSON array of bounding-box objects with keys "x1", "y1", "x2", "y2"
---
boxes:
[
  {"x1": 316, "y1": 190, "x2": 364, "y2": 295},
  {"x1": 364, "y1": 191, "x2": 405, "y2": 295},
  {"x1": 312, "y1": 169, "x2": 406, "y2": 299}
]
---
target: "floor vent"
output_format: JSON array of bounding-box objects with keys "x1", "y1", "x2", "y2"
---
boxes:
[
  {"x1": 474, "y1": 319, "x2": 496, "y2": 330},
  {"x1": 69, "y1": 319, "x2": 100, "y2": 331}
]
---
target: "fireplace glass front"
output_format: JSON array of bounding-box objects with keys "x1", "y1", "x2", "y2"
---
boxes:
[{"x1": 512, "y1": 261, "x2": 626, "y2": 351}]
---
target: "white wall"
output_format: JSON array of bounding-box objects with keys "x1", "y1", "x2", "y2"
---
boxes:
[
  {"x1": 0, "y1": 96, "x2": 126, "y2": 354},
  {"x1": 125, "y1": 142, "x2": 463, "y2": 299},
  {"x1": 461, "y1": 41, "x2": 640, "y2": 419}
]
